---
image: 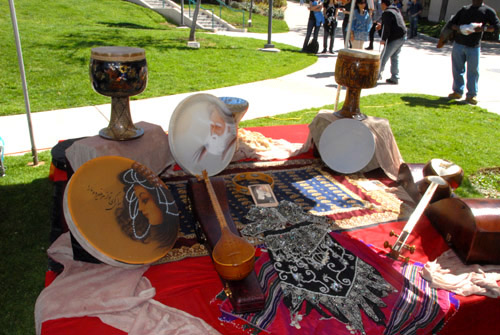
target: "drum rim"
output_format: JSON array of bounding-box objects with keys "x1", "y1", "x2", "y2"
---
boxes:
[
  {"x1": 168, "y1": 93, "x2": 237, "y2": 177},
  {"x1": 318, "y1": 119, "x2": 376, "y2": 174},
  {"x1": 91, "y1": 46, "x2": 146, "y2": 62},
  {"x1": 63, "y1": 155, "x2": 178, "y2": 266},
  {"x1": 337, "y1": 48, "x2": 381, "y2": 59}
]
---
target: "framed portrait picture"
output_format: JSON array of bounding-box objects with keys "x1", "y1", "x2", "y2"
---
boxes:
[{"x1": 248, "y1": 184, "x2": 279, "y2": 207}]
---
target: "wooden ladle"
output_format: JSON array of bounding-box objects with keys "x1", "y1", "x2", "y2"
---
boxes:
[{"x1": 201, "y1": 170, "x2": 255, "y2": 281}]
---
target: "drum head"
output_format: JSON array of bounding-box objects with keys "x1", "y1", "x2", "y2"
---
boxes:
[
  {"x1": 318, "y1": 119, "x2": 375, "y2": 174},
  {"x1": 63, "y1": 156, "x2": 179, "y2": 267},
  {"x1": 168, "y1": 93, "x2": 237, "y2": 176},
  {"x1": 337, "y1": 48, "x2": 381, "y2": 59}
]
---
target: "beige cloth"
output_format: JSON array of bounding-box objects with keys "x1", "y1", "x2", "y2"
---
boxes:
[
  {"x1": 421, "y1": 249, "x2": 500, "y2": 298},
  {"x1": 66, "y1": 122, "x2": 175, "y2": 175},
  {"x1": 35, "y1": 233, "x2": 220, "y2": 335},
  {"x1": 232, "y1": 128, "x2": 311, "y2": 161},
  {"x1": 308, "y1": 110, "x2": 404, "y2": 180}
]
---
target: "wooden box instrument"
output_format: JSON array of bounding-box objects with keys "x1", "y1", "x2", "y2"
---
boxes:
[
  {"x1": 187, "y1": 176, "x2": 265, "y2": 313},
  {"x1": 426, "y1": 198, "x2": 500, "y2": 265}
]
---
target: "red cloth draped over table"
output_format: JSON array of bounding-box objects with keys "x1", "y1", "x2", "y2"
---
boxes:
[{"x1": 42, "y1": 124, "x2": 500, "y2": 335}]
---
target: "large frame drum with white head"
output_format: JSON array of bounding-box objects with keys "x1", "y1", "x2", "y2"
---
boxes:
[{"x1": 168, "y1": 93, "x2": 238, "y2": 177}]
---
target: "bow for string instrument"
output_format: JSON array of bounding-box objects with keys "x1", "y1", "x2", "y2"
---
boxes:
[
  {"x1": 385, "y1": 175, "x2": 451, "y2": 262},
  {"x1": 200, "y1": 170, "x2": 255, "y2": 281}
]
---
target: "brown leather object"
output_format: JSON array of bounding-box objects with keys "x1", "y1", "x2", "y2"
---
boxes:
[
  {"x1": 426, "y1": 198, "x2": 500, "y2": 265},
  {"x1": 397, "y1": 163, "x2": 425, "y2": 203},
  {"x1": 187, "y1": 177, "x2": 265, "y2": 313}
]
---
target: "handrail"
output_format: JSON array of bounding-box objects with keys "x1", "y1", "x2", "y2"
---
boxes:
[
  {"x1": 188, "y1": 0, "x2": 215, "y2": 29},
  {"x1": 211, "y1": 0, "x2": 245, "y2": 29}
]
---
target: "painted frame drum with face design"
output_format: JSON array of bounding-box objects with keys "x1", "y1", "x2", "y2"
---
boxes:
[
  {"x1": 168, "y1": 93, "x2": 238, "y2": 177},
  {"x1": 63, "y1": 156, "x2": 179, "y2": 267}
]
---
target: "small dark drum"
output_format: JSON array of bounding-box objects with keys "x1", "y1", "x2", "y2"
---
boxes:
[
  {"x1": 90, "y1": 46, "x2": 147, "y2": 141},
  {"x1": 334, "y1": 49, "x2": 380, "y2": 120}
]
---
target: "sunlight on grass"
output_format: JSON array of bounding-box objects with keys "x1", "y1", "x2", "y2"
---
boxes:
[{"x1": 0, "y1": 0, "x2": 311, "y2": 116}]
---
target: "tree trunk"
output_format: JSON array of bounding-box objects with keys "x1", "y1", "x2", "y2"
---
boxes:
[
  {"x1": 439, "y1": 0, "x2": 449, "y2": 22},
  {"x1": 189, "y1": 0, "x2": 202, "y2": 42}
]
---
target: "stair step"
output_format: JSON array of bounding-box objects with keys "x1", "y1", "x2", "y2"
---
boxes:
[{"x1": 138, "y1": 0, "x2": 232, "y2": 31}]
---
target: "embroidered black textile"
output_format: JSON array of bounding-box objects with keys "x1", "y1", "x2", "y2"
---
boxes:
[{"x1": 264, "y1": 222, "x2": 395, "y2": 335}]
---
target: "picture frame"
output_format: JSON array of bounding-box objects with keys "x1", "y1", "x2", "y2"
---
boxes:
[{"x1": 248, "y1": 184, "x2": 279, "y2": 207}]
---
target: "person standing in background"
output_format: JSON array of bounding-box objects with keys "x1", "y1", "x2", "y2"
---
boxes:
[
  {"x1": 393, "y1": 0, "x2": 402, "y2": 10},
  {"x1": 350, "y1": 0, "x2": 372, "y2": 49},
  {"x1": 339, "y1": 0, "x2": 353, "y2": 48},
  {"x1": 365, "y1": 0, "x2": 382, "y2": 49},
  {"x1": 377, "y1": 0, "x2": 407, "y2": 84},
  {"x1": 302, "y1": 0, "x2": 324, "y2": 52},
  {"x1": 322, "y1": 0, "x2": 339, "y2": 53},
  {"x1": 446, "y1": 0, "x2": 500, "y2": 105},
  {"x1": 407, "y1": 0, "x2": 423, "y2": 39}
]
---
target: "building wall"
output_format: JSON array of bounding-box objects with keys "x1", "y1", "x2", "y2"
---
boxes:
[{"x1": 427, "y1": 0, "x2": 500, "y2": 22}]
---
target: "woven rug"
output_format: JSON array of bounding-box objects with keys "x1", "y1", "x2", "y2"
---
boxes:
[{"x1": 157, "y1": 159, "x2": 403, "y2": 263}]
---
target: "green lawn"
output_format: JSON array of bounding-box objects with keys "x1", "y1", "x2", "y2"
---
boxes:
[{"x1": 0, "y1": 0, "x2": 311, "y2": 117}]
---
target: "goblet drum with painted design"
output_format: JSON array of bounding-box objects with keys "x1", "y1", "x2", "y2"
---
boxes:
[
  {"x1": 334, "y1": 49, "x2": 380, "y2": 120},
  {"x1": 90, "y1": 46, "x2": 147, "y2": 141}
]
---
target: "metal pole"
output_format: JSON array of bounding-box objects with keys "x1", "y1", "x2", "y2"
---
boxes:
[
  {"x1": 8, "y1": 0, "x2": 39, "y2": 165},
  {"x1": 248, "y1": 0, "x2": 254, "y2": 27},
  {"x1": 264, "y1": 0, "x2": 274, "y2": 48},
  {"x1": 334, "y1": 0, "x2": 356, "y2": 113},
  {"x1": 181, "y1": 0, "x2": 185, "y2": 26}
]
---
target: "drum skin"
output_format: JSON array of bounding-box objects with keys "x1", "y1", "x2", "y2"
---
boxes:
[
  {"x1": 168, "y1": 93, "x2": 237, "y2": 177},
  {"x1": 63, "y1": 156, "x2": 179, "y2": 267}
]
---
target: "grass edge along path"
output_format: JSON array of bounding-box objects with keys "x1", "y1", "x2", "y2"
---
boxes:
[{"x1": 0, "y1": 0, "x2": 311, "y2": 117}]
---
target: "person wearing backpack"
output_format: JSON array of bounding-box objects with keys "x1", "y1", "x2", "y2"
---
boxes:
[
  {"x1": 322, "y1": 0, "x2": 339, "y2": 53},
  {"x1": 302, "y1": 0, "x2": 324, "y2": 53},
  {"x1": 376, "y1": 0, "x2": 407, "y2": 84}
]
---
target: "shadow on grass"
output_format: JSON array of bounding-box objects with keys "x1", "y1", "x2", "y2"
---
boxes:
[
  {"x1": 400, "y1": 95, "x2": 462, "y2": 109},
  {"x1": 97, "y1": 22, "x2": 160, "y2": 30},
  {"x1": 0, "y1": 178, "x2": 53, "y2": 335}
]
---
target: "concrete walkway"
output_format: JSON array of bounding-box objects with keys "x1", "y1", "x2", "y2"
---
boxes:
[{"x1": 1, "y1": 1, "x2": 499, "y2": 156}]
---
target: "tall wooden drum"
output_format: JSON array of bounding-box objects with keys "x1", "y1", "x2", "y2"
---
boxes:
[
  {"x1": 90, "y1": 46, "x2": 147, "y2": 141},
  {"x1": 334, "y1": 49, "x2": 380, "y2": 120}
]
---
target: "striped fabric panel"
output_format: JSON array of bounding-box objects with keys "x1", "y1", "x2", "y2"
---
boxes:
[
  {"x1": 246, "y1": 261, "x2": 283, "y2": 329},
  {"x1": 385, "y1": 263, "x2": 444, "y2": 335}
]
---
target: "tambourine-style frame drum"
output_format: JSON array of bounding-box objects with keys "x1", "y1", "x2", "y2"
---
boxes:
[
  {"x1": 168, "y1": 93, "x2": 238, "y2": 177},
  {"x1": 63, "y1": 156, "x2": 179, "y2": 267},
  {"x1": 90, "y1": 46, "x2": 148, "y2": 141},
  {"x1": 318, "y1": 118, "x2": 375, "y2": 174},
  {"x1": 334, "y1": 49, "x2": 380, "y2": 120}
]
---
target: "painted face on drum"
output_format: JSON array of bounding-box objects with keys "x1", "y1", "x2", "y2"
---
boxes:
[
  {"x1": 205, "y1": 109, "x2": 236, "y2": 156},
  {"x1": 133, "y1": 185, "x2": 163, "y2": 226}
]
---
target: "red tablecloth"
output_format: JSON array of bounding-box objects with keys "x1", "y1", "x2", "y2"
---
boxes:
[{"x1": 43, "y1": 124, "x2": 500, "y2": 335}]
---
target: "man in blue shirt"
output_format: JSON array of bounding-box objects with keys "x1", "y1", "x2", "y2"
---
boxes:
[{"x1": 447, "y1": 0, "x2": 500, "y2": 105}]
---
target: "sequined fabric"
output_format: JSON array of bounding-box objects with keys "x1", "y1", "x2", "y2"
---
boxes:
[{"x1": 247, "y1": 201, "x2": 396, "y2": 335}]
